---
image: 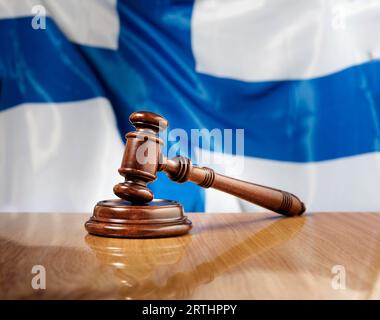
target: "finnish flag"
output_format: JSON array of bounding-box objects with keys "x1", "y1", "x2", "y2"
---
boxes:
[{"x1": 1, "y1": 0, "x2": 380, "y2": 213}]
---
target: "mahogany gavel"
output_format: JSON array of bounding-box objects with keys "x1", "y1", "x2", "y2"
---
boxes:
[
  {"x1": 85, "y1": 111, "x2": 305, "y2": 238},
  {"x1": 114, "y1": 111, "x2": 305, "y2": 217}
]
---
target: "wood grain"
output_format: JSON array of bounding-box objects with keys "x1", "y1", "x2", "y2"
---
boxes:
[{"x1": 1, "y1": 212, "x2": 380, "y2": 299}]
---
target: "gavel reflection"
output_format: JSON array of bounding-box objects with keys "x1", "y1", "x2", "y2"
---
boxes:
[
  {"x1": 85, "y1": 215, "x2": 306, "y2": 299},
  {"x1": 114, "y1": 111, "x2": 305, "y2": 217}
]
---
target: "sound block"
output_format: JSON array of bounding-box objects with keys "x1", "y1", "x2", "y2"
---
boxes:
[{"x1": 85, "y1": 199, "x2": 192, "y2": 238}]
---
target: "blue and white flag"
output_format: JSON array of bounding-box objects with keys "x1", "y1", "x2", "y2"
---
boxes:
[{"x1": 1, "y1": 0, "x2": 380, "y2": 213}]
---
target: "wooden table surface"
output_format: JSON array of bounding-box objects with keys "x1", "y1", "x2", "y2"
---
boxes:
[{"x1": 1, "y1": 212, "x2": 380, "y2": 300}]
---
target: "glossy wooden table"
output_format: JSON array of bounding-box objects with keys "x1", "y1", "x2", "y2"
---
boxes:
[{"x1": 0, "y1": 212, "x2": 380, "y2": 300}]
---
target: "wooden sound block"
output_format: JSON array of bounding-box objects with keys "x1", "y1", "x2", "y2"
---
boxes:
[{"x1": 85, "y1": 199, "x2": 192, "y2": 238}]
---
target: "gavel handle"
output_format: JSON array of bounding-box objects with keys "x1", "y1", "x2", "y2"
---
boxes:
[{"x1": 160, "y1": 156, "x2": 305, "y2": 217}]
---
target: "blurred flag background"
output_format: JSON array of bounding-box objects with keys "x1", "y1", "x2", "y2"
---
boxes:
[{"x1": 1, "y1": 0, "x2": 380, "y2": 213}]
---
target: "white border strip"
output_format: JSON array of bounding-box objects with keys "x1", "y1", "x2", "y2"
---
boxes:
[
  {"x1": 0, "y1": 0, "x2": 119, "y2": 49},
  {"x1": 192, "y1": 0, "x2": 380, "y2": 81},
  {"x1": 0, "y1": 98, "x2": 124, "y2": 212}
]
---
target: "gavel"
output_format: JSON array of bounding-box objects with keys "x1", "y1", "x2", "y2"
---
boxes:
[
  {"x1": 85, "y1": 111, "x2": 305, "y2": 238},
  {"x1": 114, "y1": 111, "x2": 305, "y2": 217}
]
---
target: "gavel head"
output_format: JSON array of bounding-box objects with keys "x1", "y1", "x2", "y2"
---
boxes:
[{"x1": 113, "y1": 111, "x2": 168, "y2": 203}]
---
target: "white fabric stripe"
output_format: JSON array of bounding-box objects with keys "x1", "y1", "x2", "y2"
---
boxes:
[
  {"x1": 192, "y1": 0, "x2": 380, "y2": 81},
  {"x1": 0, "y1": 0, "x2": 119, "y2": 49},
  {"x1": 195, "y1": 149, "x2": 380, "y2": 213},
  {"x1": 0, "y1": 98, "x2": 124, "y2": 212}
]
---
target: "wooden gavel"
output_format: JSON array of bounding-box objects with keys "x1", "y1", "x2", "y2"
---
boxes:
[{"x1": 113, "y1": 111, "x2": 305, "y2": 217}]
